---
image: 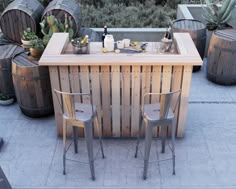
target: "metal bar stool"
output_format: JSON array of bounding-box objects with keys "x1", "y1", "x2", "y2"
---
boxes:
[
  {"x1": 134, "y1": 90, "x2": 181, "y2": 180},
  {"x1": 54, "y1": 89, "x2": 105, "y2": 180}
]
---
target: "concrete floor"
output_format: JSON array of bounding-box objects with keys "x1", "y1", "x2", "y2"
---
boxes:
[{"x1": 0, "y1": 61, "x2": 236, "y2": 189}]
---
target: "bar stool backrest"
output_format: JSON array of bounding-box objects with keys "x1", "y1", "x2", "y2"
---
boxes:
[
  {"x1": 143, "y1": 90, "x2": 181, "y2": 121},
  {"x1": 54, "y1": 89, "x2": 91, "y2": 119}
]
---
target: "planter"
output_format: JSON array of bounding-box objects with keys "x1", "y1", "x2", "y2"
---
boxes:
[
  {"x1": 172, "y1": 19, "x2": 206, "y2": 72},
  {"x1": 12, "y1": 53, "x2": 54, "y2": 117},
  {"x1": 0, "y1": 98, "x2": 14, "y2": 105},
  {"x1": 207, "y1": 29, "x2": 236, "y2": 85},
  {"x1": 30, "y1": 48, "x2": 44, "y2": 59},
  {"x1": 21, "y1": 39, "x2": 32, "y2": 49}
]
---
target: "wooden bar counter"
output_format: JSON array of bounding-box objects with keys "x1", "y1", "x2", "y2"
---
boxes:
[{"x1": 39, "y1": 33, "x2": 202, "y2": 138}]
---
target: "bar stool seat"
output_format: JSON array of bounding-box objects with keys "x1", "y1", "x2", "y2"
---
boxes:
[
  {"x1": 64, "y1": 103, "x2": 96, "y2": 122},
  {"x1": 143, "y1": 103, "x2": 174, "y2": 121},
  {"x1": 54, "y1": 89, "x2": 105, "y2": 180}
]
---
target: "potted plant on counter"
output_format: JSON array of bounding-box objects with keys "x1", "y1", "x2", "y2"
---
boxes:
[
  {"x1": 21, "y1": 28, "x2": 38, "y2": 48},
  {"x1": 29, "y1": 38, "x2": 45, "y2": 60},
  {"x1": 0, "y1": 93, "x2": 14, "y2": 106}
]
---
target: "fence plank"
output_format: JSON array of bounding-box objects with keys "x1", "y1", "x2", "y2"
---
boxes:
[
  {"x1": 121, "y1": 66, "x2": 131, "y2": 137},
  {"x1": 131, "y1": 66, "x2": 141, "y2": 137}
]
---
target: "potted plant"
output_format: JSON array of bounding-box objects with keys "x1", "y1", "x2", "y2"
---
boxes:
[
  {"x1": 202, "y1": 0, "x2": 236, "y2": 55},
  {"x1": 21, "y1": 28, "x2": 38, "y2": 47},
  {"x1": 202, "y1": 0, "x2": 236, "y2": 31},
  {"x1": 29, "y1": 38, "x2": 45, "y2": 59},
  {"x1": 0, "y1": 93, "x2": 14, "y2": 106}
]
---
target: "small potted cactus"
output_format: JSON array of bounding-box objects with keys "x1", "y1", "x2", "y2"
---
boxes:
[
  {"x1": 0, "y1": 93, "x2": 14, "y2": 106},
  {"x1": 21, "y1": 28, "x2": 38, "y2": 47}
]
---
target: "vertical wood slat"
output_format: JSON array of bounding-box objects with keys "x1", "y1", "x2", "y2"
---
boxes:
[
  {"x1": 80, "y1": 66, "x2": 91, "y2": 103},
  {"x1": 131, "y1": 66, "x2": 141, "y2": 137},
  {"x1": 169, "y1": 66, "x2": 183, "y2": 136},
  {"x1": 70, "y1": 66, "x2": 84, "y2": 137},
  {"x1": 49, "y1": 66, "x2": 62, "y2": 136},
  {"x1": 91, "y1": 66, "x2": 102, "y2": 137},
  {"x1": 59, "y1": 66, "x2": 72, "y2": 135},
  {"x1": 151, "y1": 65, "x2": 162, "y2": 137},
  {"x1": 111, "y1": 65, "x2": 121, "y2": 137},
  {"x1": 141, "y1": 66, "x2": 151, "y2": 136},
  {"x1": 121, "y1": 66, "x2": 131, "y2": 137},
  {"x1": 160, "y1": 65, "x2": 172, "y2": 137},
  {"x1": 101, "y1": 66, "x2": 111, "y2": 137},
  {"x1": 177, "y1": 65, "x2": 193, "y2": 137}
]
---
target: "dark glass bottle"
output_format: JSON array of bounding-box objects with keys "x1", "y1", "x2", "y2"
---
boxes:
[{"x1": 102, "y1": 25, "x2": 108, "y2": 47}]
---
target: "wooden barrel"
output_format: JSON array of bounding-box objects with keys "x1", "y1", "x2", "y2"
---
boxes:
[
  {"x1": 12, "y1": 53, "x2": 54, "y2": 117},
  {"x1": 172, "y1": 19, "x2": 206, "y2": 72},
  {"x1": 42, "y1": 0, "x2": 80, "y2": 37},
  {"x1": 0, "y1": 41, "x2": 24, "y2": 97},
  {"x1": 0, "y1": 0, "x2": 44, "y2": 43},
  {"x1": 2, "y1": 0, "x2": 14, "y2": 9},
  {"x1": 207, "y1": 29, "x2": 236, "y2": 85}
]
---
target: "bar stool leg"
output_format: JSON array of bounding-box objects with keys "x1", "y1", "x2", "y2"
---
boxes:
[
  {"x1": 161, "y1": 126, "x2": 167, "y2": 153},
  {"x1": 84, "y1": 122, "x2": 95, "y2": 180},
  {"x1": 63, "y1": 118, "x2": 67, "y2": 175},
  {"x1": 171, "y1": 119, "x2": 176, "y2": 175},
  {"x1": 143, "y1": 121, "x2": 153, "y2": 180},
  {"x1": 73, "y1": 126, "x2": 78, "y2": 154},
  {"x1": 95, "y1": 114, "x2": 105, "y2": 158},
  {"x1": 135, "y1": 116, "x2": 143, "y2": 158}
]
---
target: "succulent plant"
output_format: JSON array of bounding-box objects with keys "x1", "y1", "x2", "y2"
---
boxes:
[
  {"x1": 202, "y1": 0, "x2": 236, "y2": 30},
  {"x1": 22, "y1": 28, "x2": 38, "y2": 41}
]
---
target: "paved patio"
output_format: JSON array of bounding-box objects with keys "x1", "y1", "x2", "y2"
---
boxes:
[{"x1": 0, "y1": 60, "x2": 236, "y2": 189}]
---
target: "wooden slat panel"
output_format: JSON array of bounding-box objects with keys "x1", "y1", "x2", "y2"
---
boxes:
[
  {"x1": 59, "y1": 66, "x2": 72, "y2": 135},
  {"x1": 141, "y1": 65, "x2": 151, "y2": 136},
  {"x1": 80, "y1": 66, "x2": 90, "y2": 103},
  {"x1": 169, "y1": 66, "x2": 183, "y2": 136},
  {"x1": 121, "y1": 66, "x2": 131, "y2": 137},
  {"x1": 101, "y1": 66, "x2": 111, "y2": 137},
  {"x1": 160, "y1": 65, "x2": 172, "y2": 137},
  {"x1": 90, "y1": 66, "x2": 102, "y2": 137},
  {"x1": 70, "y1": 66, "x2": 84, "y2": 137},
  {"x1": 49, "y1": 66, "x2": 62, "y2": 136},
  {"x1": 111, "y1": 65, "x2": 121, "y2": 137},
  {"x1": 131, "y1": 66, "x2": 141, "y2": 137},
  {"x1": 151, "y1": 65, "x2": 161, "y2": 137},
  {"x1": 177, "y1": 65, "x2": 193, "y2": 137}
]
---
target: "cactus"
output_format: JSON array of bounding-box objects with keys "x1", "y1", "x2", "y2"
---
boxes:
[
  {"x1": 202, "y1": 0, "x2": 236, "y2": 30},
  {"x1": 40, "y1": 11, "x2": 74, "y2": 45}
]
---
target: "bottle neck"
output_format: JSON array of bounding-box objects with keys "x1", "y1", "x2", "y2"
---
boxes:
[{"x1": 104, "y1": 28, "x2": 107, "y2": 34}]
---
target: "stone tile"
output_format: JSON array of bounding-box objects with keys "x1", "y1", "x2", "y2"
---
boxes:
[
  {"x1": 46, "y1": 139, "x2": 105, "y2": 187},
  {"x1": 1, "y1": 159, "x2": 51, "y2": 187},
  {"x1": 189, "y1": 62, "x2": 233, "y2": 103},
  {"x1": 0, "y1": 104, "x2": 23, "y2": 120},
  {"x1": 0, "y1": 120, "x2": 18, "y2": 141}
]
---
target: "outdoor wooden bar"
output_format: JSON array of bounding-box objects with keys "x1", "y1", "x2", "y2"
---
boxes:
[{"x1": 39, "y1": 32, "x2": 202, "y2": 138}]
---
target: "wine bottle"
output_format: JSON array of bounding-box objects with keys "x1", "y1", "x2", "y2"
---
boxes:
[
  {"x1": 102, "y1": 25, "x2": 108, "y2": 47},
  {"x1": 81, "y1": 35, "x2": 88, "y2": 45}
]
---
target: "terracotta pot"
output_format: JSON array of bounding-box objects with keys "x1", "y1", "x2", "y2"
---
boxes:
[{"x1": 29, "y1": 48, "x2": 44, "y2": 59}]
